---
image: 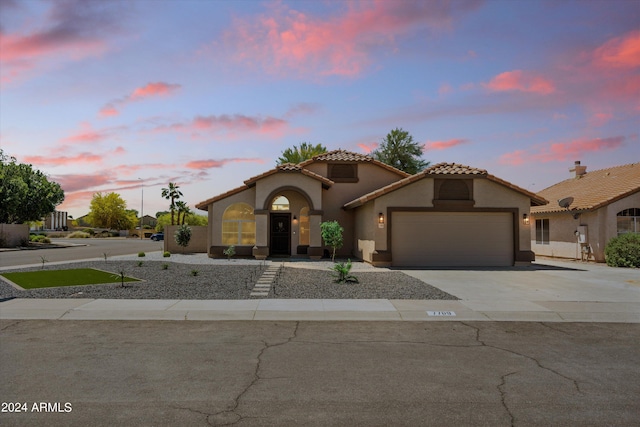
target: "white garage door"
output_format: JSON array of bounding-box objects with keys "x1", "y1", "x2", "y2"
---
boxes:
[{"x1": 391, "y1": 212, "x2": 513, "y2": 267}]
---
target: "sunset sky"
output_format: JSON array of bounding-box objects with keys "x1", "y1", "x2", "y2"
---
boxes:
[{"x1": 1, "y1": 0, "x2": 638, "y2": 219}]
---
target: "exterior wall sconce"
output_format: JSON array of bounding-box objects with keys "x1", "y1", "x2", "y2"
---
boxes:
[
  {"x1": 292, "y1": 215, "x2": 298, "y2": 225},
  {"x1": 522, "y1": 213, "x2": 529, "y2": 225},
  {"x1": 378, "y1": 212, "x2": 385, "y2": 228}
]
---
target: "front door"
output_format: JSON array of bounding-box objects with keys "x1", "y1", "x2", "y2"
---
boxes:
[{"x1": 270, "y1": 213, "x2": 291, "y2": 256}]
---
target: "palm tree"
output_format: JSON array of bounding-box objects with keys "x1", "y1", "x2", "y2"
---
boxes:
[
  {"x1": 175, "y1": 201, "x2": 191, "y2": 225},
  {"x1": 277, "y1": 142, "x2": 327, "y2": 164},
  {"x1": 161, "y1": 182, "x2": 183, "y2": 225}
]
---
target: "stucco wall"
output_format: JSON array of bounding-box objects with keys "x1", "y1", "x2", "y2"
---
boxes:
[
  {"x1": 164, "y1": 225, "x2": 208, "y2": 254},
  {"x1": 0, "y1": 223, "x2": 29, "y2": 247}
]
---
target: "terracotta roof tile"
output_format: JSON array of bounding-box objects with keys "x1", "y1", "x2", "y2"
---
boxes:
[
  {"x1": 299, "y1": 149, "x2": 410, "y2": 178},
  {"x1": 195, "y1": 184, "x2": 248, "y2": 210},
  {"x1": 531, "y1": 163, "x2": 640, "y2": 214},
  {"x1": 244, "y1": 163, "x2": 334, "y2": 187},
  {"x1": 344, "y1": 162, "x2": 547, "y2": 209}
]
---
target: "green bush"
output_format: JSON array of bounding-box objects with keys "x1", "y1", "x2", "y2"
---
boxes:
[
  {"x1": 605, "y1": 233, "x2": 640, "y2": 268},
  {"x1": 68, "y1": 231, "x2": 91, "y2": 238},
  {"x1": 29, "y1": 234, "x2": 51, "y2": 244},
  {"x1": 331, "y1": 259, "x2": 359, "y2": 284},
  {"x1": 163, "y1": 251, "x2": 171, "y2": 257},
  {"x1": 138, "y1": 252, "x2": 146, "y2": 257},
  {"x1": 82, "y1": 228, "x2": 95, "y2": 235}
]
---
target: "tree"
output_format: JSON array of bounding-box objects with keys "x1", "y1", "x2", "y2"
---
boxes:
[
  {"x1": 0, "y1": 150, "x2": 64, "y2": 224},
  {"x1": 371, "y1": 128, "x2": 430, "y2": 174},
  {"x1": 161, "y1": 182, "x2": 183, "y2": 225},
  {"x1": 155, "y1": 212, "x2": 207, "y2": 232},
  {"x1": 87, "y1": 192, "x2": 137, "y2": 230},
  {"x1": 175, "y1": 224, "x2": 192, "y2": 249},
  {"x1": 277, "y1": 142, "x2": 327, "y2": 164},
  {"x1": 175, "y1": 201, "x2": 191, "y2": 225},
  {"x1": 320, "y1": 220, "x2": 344, "y2": 262}
]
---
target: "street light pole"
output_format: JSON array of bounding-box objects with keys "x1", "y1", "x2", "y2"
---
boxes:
[{"x1": 139, "y1": 178, "x2": 144, "y2": 240}]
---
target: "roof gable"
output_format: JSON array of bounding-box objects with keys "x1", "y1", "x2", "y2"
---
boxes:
[
  {"x1": 344, "y1": 162, "x2": 547, "y2": 209},
  {"x1": 195, "y1": 163, "x2": 334, "y2": 210},
  {"x1": 300, "y1": 149, "x2": 410, "y2": 178},
  {"x1": 532, "y1": 163, "x2": 640, "y2": 214}
]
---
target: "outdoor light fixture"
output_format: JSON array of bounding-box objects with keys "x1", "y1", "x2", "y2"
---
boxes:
[
  {"x1": 293, "y1": 215, "x2": 298, "y2": 224},
  {"x1": 378, "y1": 212, "x2": 385, "y2": 224},
  {"x1": 522, "y1": 213, "x2": 529, "y2": 225}
]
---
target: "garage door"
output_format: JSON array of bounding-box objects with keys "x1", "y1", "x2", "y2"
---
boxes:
[{"x1": 391, "y1": 212, "x2": 513, "y2": 267}]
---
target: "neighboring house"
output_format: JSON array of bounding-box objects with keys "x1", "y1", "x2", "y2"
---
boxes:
[
  {"x1": 196, "y1": 150, "x2": 547, "y2": 267},
  {"x1": 44, "y1": 210, "x2": 68, "y2": 230},
  {"x1": 140, "y1": 215, "x2": 157, "y2": 228},
  {"x1": 530, "y1": 161, "x2": 640, "y2": 262}
]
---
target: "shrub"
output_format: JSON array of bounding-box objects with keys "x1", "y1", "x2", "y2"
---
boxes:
[
  {"x1": 138, "y1": 252, "x2": 145, "y2": 257},
  {"x1": 82, "y1": 228, "x2": 95, "y2": 235},
  {"x1": 163, "y1": 251, "x2": 171, "y2": 258},
  {"x1": 175, "y1": 224, "x2": 192, "y2": 248},
  {"x1": 330, "y1": 259, "x2": 359, "y2": 284},
  {"x1": 320, "y1": 221, "x2": 344, "y2": 262},
  {"x1": 29, "y1": 234, "x2": 51, "y2": 244},
  {"x1": 137, "y1": 261, "x2": 144, "y2": 267},
  {"x1": 162, "y1": 263, "x2": 169, "y2": 270},
  {"x1": 223, "y1": 245, "x2": 236, "y2": 260},
  {"x1": 68, "y1": 231, "x2": 91, "y2": 238},
  {"x1": 190, "y1": 269, "x2": 199, "y2": 277},
  {"x1": 605, "y1": 233, "x2": 640, "y2": 268}
]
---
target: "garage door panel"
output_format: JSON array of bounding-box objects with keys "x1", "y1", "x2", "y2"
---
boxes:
[{"x1": 391, "y1": 212, "x2": 513, "y2": 267}]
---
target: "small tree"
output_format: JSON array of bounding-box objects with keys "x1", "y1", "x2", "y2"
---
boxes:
[
  {"x1": 175, "y1": 224, "x2": 192, "y2": 249},
  {"x1": 320, "y1": 220, "x2": 344, "y2": 262},
  {"x1": 87, "y1": 192, "x2": 137, "y2": 230}
]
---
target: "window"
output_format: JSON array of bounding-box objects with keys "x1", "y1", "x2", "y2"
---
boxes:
[
  {"x1": 535, "y1": 219, "x2": 549, "y2": 244},
  {"x1": 299, "y1": 207, "x2": 310, "y2": 245},
  {"x1": 222, "y1": 203, "x2": 255, "y2": 245},
  {"x1": 271, "y1": 196, "x2": 290, "y2": 211},
  {"x1": 617, "y1": 208, "x2": 640, "y2": 235},
  {"x1": 328, "y1": 163, "x2": 358, "y2": 182}
]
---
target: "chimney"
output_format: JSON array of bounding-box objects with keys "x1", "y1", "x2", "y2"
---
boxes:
[{"x1": 570, "y1": 160, "x2": 587, "y2": 178}]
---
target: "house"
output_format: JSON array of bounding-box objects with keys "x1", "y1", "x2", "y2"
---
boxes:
[
  {"x1": 140, "y1": 215, "x2": 157, "y2": 228},
  {"x1": 530, "y1": 161, "x2": 640, "y2": 262},
  {"x1": 196, "y1": 150, "x2": 547, "y2": 267}
]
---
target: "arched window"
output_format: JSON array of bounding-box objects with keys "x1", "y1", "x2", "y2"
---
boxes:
[
  {"x1": 222, "y1": 203, "x2": 255, "y2": 245},
  {"x1": 299, "y1": 207, "x2": 310, "y2": 245},
  {"x1": 271, "y1": 196, "x2": 290, "y2": 211},
  {"x1": 617, "y1": 208, "x2": 640, "y2": 235}
]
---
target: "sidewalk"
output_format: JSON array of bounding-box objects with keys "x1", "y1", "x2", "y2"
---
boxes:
[{"x1": 1, "y1": 255, "x2": 638, "y2": 322}]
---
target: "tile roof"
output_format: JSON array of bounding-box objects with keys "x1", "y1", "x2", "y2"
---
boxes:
[
  {"x1": 531, "y1": 162, "x2": 640, "y2": 214},
  {"x1": 195, "y1": 163, "x2": 334, "y2": 210},
  {"x1": 344, "y1": 162, "x2": 547, "y2": 209},
  {"x1": 299, "y1": 149, "x2": 410, "y2": 178}
]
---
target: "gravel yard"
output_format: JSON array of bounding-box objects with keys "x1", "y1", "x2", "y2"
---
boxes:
[{"x1": 0, "y1": 259, "x2": 457, "y2": 300}]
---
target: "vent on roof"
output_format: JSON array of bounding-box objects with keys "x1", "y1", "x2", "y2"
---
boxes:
[{"x1": 328, "y1": 163, "x2": 358, "y2": 182}]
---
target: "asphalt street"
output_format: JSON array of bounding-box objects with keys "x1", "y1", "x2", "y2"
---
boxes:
[
  {"x1": 0, "y1": 239, "x2": 162, "y2": 268},
  {"x1": 1, "y1": 320, "x2": 638, "y2": 426}
]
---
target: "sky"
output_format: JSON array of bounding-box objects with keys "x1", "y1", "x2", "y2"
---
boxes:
[{"x1": 1, "y1": 0, "x2": 638, "y2": 219}]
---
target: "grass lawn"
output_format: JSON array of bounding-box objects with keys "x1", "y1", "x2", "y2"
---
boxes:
[{"x1": 1, "y1": 268, "x2": 140, "y2": 289}]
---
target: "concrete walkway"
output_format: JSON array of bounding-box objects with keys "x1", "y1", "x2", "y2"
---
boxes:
[{"x1": 1, "y1": 256, "x2": 638, "y2": 322}]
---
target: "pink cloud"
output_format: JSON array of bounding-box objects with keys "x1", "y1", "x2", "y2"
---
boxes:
[
  {"x1": 221, "y1": 1, "x2": 481, "y2": 78},
  {"x1": 52, "y1": 173, "x2": 114, "y2": 193},
  {"x1": 357, "y1": 142, "x2": 378, "y2": 154},
  {"x1": 588, "y1": 111, "x2": 613, "y2": 127},
  {"x1": 99, "y1": 82, "x2": 181, "y2": 117},
  {"x1": 484, "y1": 70, "x2": 555, "y2": 95},
  {"x1": 438, "y1": 83, "x2": 453, "y2": 95},
  {"x1": 593, "y1": 30, "x2": 640, "y2": 69},
  {"x1": 23, "y1": 152, "x2": 103, "y2": 167},
  {"x1": 0, "y1": 2, "x2": 125, "y2": 84},
  {"x1": 155, "y1": 114, "x2": 289, "y2": 139},
  {"x1": 185, "y1": 158, "x2": 265, "y2": 170},
  {"x1": 499, "y1": 136, "x2": 625, "y2": 165},
  {"x1": 424, "y1": 138, "x2": 469, "y2": 151}
]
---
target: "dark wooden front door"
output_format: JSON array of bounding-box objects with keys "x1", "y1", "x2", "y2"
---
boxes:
[{"x1": 270, "y1": 213, "x2": 291, "y2": 256}]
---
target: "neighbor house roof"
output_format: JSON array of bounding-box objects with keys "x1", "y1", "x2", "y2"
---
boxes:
[
  {"x1": 195, "y1": 163, "x2": 334, "y2": 210},
  {"x1": 344, "y1": 162, "x2": 548, "y2": 209},
  {"x1": 300, "y1": 149, "x2": 411, "y2": 178},
  {"x1": 531, "y1": 163, "x2": 640, "y2": 214}
]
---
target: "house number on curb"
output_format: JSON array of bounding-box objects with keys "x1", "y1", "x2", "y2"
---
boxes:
[{"x1": 427, "y1": 311, "x2": 456, "y2": 316}]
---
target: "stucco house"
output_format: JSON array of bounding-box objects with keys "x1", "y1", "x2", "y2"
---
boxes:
[
  {"x1": 530, "y1": 161, "x2": 640, "y2": 262},
  {"x1": 196, "y1": 150, "x2": 547, "y2": 267}
]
